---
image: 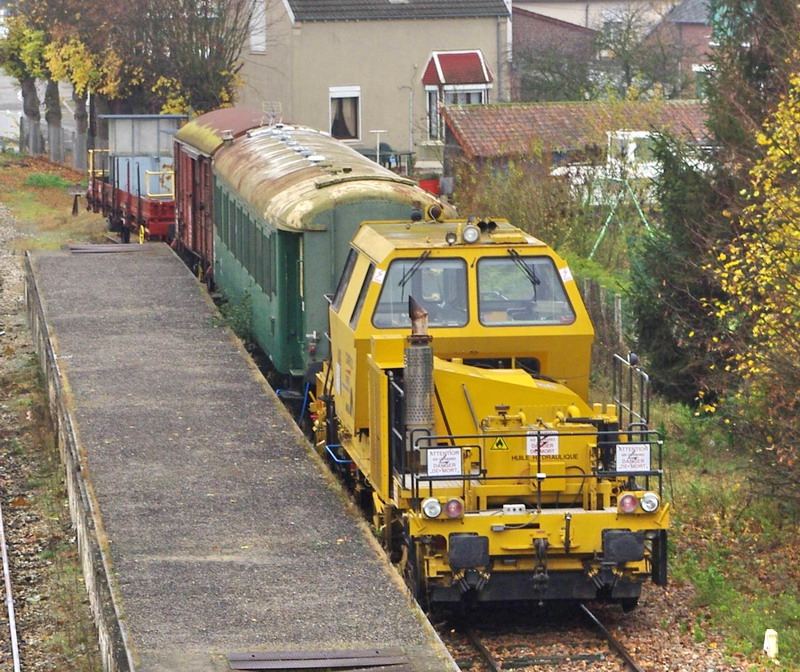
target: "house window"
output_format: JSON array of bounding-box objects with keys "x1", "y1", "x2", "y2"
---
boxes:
[
  {"x1": 329, "y1": 86, "x2": 360, "y2": 140},
  {"x1": 427, "y1": 89, "x2": 440, "y2": 140},
  {"x1": 249, "y1": 0, "x2": 267, "y2": 53},
  {"x1": 426, "y1": 86, "x2": 488, "y2": 141}
]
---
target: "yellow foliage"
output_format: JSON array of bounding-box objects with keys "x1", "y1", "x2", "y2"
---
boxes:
[
  {"x1": 44, "y1": 39, "x2": 100, "y2": 96},
  {"x1": 709, "y1": 58, "x2": 800, "y2": 430}
]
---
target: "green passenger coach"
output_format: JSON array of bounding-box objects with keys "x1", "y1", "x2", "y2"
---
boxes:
[{"x1": 174, "y1": 109, "x2": 451, "y2": 382}]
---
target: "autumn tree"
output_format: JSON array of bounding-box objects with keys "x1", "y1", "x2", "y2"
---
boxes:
[
  {"x1": 0, "y1": 16, "x2": 46, "y2": 153},
  {"x1": 514, "y1": 45, "x2": 594, "y2": 103},
  {"x1": 145, "y1": 0, "x2": 257, "y2": 113},
  {"x1": 592, "y1": 4, "x2": 689, "y2": 100},
  {"x1": 706, "y1": 0, "x2": 800, "y2": 161},
  {"x1": 627, "y1": 135, "x2": 728, "y2": 403},
  {"x1": 708, "y1": 68, "x2": 800, "y2": 501},
  {"x1": 1, "y1": 0, "x2": 114, "y2": 159},
  {"x1": 514, "y1": 5, "x2": 690, "y2": 103},
  {"x1": 628, "y1": 0, "x2": 800, "y2": 405},
  {"x1": 4, "y1": 0, "x2": 261, "y2": 158}
]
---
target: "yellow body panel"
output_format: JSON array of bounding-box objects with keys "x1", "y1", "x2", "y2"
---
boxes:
[{"x1": 409, "y1": 505, "x2": 670, "y2": 568}]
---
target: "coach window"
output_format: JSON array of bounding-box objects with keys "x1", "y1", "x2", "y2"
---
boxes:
[{"x1": 330, "y1": 86, "x2": 360, "y2": 140}]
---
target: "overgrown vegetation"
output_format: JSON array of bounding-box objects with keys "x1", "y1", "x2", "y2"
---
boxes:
[
  {"x1": 25, "y1": 386, "x2": 104, "y2": 671},
  {"x1": 0, "y1": 156, "x2": 106, "y2": 670},
  {"x1": 213, "y1": 293, "x2": 254, "y2": 344},
  {"x1": 662, "y1": 403, "x2": 800, "y2": 668}
]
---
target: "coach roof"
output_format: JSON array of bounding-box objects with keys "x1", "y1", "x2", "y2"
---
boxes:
[{"x1": 175, "y1": 108, "x2": 267, "y2": 157}]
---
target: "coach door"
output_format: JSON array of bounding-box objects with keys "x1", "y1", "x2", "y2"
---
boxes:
[{"x1": 275, "y1": 231, "x2": 304, "y2": 375}]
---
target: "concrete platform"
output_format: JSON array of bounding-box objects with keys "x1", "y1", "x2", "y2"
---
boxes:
[{"x1": 25, "y1": 244, "x2": 456, "y2": 672}]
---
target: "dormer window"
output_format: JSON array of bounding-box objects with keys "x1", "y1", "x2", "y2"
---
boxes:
[{"x1": 422, "y1": 50, "x2": 493, "y2": 142}]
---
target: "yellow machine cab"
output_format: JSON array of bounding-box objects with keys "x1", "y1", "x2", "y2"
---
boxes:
[{"x1": 314, "y1": 216, "x2": 669, "y2": 609}]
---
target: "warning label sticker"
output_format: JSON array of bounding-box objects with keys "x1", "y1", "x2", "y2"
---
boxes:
[{"x1": 491, "y1": 437, "x2": 509, "y2": 451}]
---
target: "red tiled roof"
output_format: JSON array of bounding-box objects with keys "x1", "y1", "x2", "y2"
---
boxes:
[
  {"x1": 442, "y1": 101, "x2": 709, "y2": 159},
  {"x1": 287, "y1": 0, "x2": 509, "y2": 21},
  {"x1": 422, "y1": 51, "x2": 494, "y2": 86}
]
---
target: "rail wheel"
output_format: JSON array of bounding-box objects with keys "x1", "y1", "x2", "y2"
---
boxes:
[{"x1": 399, "y1": 531, "x2": 426, "y2": 602}]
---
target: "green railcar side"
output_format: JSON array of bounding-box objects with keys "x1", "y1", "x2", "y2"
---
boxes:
[{"x1": 213, "y1": 176, "x2": 441, "y2": 377}]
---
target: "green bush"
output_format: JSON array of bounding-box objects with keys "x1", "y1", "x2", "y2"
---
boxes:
[{"x1": 213, "y1": 294, "x2": 253, "y2": 343}]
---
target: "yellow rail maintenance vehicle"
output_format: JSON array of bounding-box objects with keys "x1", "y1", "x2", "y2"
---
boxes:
[{"x1": 313, "y1": 214, "x2": 669, "y2": 610}]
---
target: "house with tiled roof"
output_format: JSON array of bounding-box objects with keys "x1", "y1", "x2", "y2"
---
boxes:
[
  {"x1": 513, "y1": 0, "x2": 678, "y2": 31},
  {"x1": 511, "y1": 7, "x2": 597, "y2": 101},
  {"x1": 644, "y1": 0, "x2": 712, "y2": 95},
  {"x1": 239, "y1": 0, "x2": 512, "y2": 168},
  {"x1": 440, "y1": 99, "x2": 709, "y2": 190}
]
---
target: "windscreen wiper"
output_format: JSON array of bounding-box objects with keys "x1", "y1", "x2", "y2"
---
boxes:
[
  {"x1": 399, "y1": 250, "x2": 431, "y2": 288},
  {"x1": 508, "y1": 249, "x2": 540, "y2": 300}
]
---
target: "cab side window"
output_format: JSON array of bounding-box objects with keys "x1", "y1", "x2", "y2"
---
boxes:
[
  {"x1": 349, "y1": 263, "x2": 374, "y2": 329},
  {"x1": 332, "y1": 248, "x2": 358, "y2": 313}
]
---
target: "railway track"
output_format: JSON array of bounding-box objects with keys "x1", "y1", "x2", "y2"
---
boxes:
[
  {"x1": 0, "y1": 499, "x2": 21, "y2": 672},
  {"x1": 438, "y1": 602, "x2": 646, "y2": 672}
]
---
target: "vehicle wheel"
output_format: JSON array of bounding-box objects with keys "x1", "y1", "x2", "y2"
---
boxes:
[
  {"x1": 621, "y1": 597, "x2": 639, "y2": 613},
  {"x1": 399, "y1": 533, "x2": 425, "y2": 601}
]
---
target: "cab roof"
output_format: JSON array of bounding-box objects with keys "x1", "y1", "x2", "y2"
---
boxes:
[{"x1": 352, "y1": 219, "x2": 550, "y2": 263}]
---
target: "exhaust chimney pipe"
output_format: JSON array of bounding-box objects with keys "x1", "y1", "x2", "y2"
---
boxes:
[{"x1": 405, "y1": 297, "x2": 434, "y2": 464}]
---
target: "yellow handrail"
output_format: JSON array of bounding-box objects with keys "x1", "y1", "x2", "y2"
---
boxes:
[
  {"x1": 145, "y1": 170, "x2": 175, "y2": 198},
  {"x1": 88, "y1": 149, "x2": 109, "y2": 179}
]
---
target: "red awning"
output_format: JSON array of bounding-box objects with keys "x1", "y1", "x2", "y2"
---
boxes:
[{"x1": 422, "y1": 51, "x2": 494, "y2": 86}]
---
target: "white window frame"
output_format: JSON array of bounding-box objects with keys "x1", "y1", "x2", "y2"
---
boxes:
[
  {"x1": 329, "y1": 86, "x2": 361, "y2": 141},
  {"x1": 426, "y1": 84, "x2": 491, "y2": 142},
  {"x1": 249, "y1": 0, "x2": 267, "y2": 53}
]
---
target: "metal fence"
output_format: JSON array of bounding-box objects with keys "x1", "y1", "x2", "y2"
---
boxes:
[
  {"x1": 581, "y1": 279, "x2": 629, "y2": 378},
  {"x1": 18, "y1": 117, "x2": 87, "y2": 171}
]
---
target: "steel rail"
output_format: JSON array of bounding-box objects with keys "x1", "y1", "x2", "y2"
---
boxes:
[
  {"x1": 580, "y1": 603, "x2": 646, "y2": 672},
  {"x1": 0, "y1": 500, "x2": 22, "y2": 672},
  {"x1": 462, "y1": 627, "x2": 503, "y2": 672}
]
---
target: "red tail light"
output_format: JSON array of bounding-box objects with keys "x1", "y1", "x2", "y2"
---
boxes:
[
  {"x1": 619, "y1": 493, "x2": 638, "y2": 513},
  {"x1": 445, "y1": 498, "x2": 464, "y2": 518}
]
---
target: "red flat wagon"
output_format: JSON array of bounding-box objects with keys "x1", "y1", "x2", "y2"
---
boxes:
[{"x1": 87, "y1": 115, "x2": 186, "y2": 242}]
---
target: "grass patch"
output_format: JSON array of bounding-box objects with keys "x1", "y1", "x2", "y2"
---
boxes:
[
  {"x1": 662, "y1": 403, "x2": 800, "y2": 669},
  {"x1": 0, "y1": 156, "x2": 106, "y2": 249},
  {"x1": 23, "y1": 172, "x2": 74, "y2": 189}
]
